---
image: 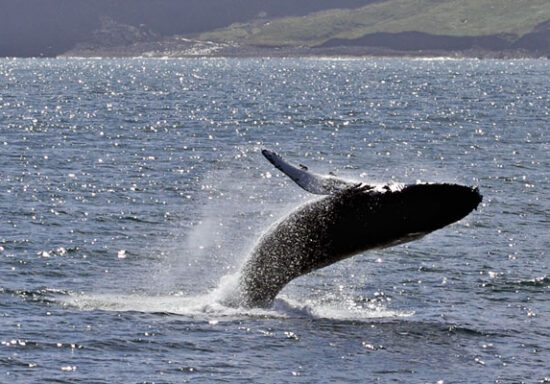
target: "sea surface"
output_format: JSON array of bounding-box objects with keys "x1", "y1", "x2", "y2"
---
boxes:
[{"x1": 0, "y1": 57, "x2": 549, "y2": 383}]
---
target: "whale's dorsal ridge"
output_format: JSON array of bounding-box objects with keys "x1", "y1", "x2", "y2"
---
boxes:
[{"x1": 261, "y1": 149, "x2": 360, "y2": 195}]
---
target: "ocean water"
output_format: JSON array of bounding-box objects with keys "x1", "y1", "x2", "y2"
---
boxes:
[{"x1": 0, "y1": 57, "x2": 549, "y2": 383}]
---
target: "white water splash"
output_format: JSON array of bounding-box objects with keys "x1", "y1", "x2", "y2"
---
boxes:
[
  {"x1": 55, "y1": 151, "x2": 415, "y2": 322},
  {"x1": 56, "y1": 285, "x2": 412, "y2": 322}
]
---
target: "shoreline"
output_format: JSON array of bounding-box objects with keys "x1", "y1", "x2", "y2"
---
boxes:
[
  {"x1": 55, "y1": 45, "x2": 549, "y2": 60},
  {"x1": 3, "y1": 43, "x2": 549, "y2": 60},
  {"x1": 3, "y1": 53, "x2": 548, "y2": 60}
]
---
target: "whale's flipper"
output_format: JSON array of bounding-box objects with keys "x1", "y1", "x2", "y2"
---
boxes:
[{"x1": 262, "y1": 149, "x2": 362, "y2": 195}]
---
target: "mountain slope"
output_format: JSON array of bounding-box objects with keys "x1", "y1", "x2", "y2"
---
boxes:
[{"x1": 199, "y1": 0, "x2": 550, "y2": 47}]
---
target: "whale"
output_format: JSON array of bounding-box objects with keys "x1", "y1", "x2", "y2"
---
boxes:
[{"x1": 237, "y1": 150, "x2": 482, "y2": 308}]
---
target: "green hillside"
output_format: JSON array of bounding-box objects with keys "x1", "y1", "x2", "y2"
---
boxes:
[{"x1": 199, "y1": 0, "x2": 550, "y2": 46}]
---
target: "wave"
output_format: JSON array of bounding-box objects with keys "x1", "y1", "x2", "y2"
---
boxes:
[
  {"x1": 513, "y1": 275, "x2": 550, "y2": 287},
  {"x1": 482, "y1": 275, "x2": 550, "y2": 291}
]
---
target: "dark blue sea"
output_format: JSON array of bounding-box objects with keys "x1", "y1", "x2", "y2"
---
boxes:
[{"x1": 1, "y1": 58, "x2": 549, "y2": 383}]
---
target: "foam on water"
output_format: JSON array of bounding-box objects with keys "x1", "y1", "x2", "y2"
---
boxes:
[
  {"x1": 55, "y1": 269, "x2": 412, "y2": 321},
  {"x1": 56, "y1": 292, "x2": 411, "y2": 321}
]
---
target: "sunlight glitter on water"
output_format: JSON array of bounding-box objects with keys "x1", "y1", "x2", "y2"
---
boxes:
[{"x1": 2, "y1": 58, "x2": 550, "y2": 383}]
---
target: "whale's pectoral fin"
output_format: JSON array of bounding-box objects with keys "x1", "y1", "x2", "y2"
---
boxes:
[{"x1": 262, "y1": 149, "x2": 364, "y2": 195}]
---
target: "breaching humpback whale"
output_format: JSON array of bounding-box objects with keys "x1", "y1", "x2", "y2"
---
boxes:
[{"x1": 237, "y1": 150, "x2": 482, "y2": 308}]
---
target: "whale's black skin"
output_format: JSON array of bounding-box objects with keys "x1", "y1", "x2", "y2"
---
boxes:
[{"x1": 237, "y1": 152, "x2": 482, "y2": 308}]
